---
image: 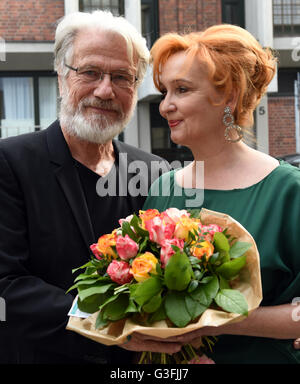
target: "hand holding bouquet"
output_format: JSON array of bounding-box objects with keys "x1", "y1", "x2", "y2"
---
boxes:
[{"x1": 67, "y1": 208, "x2": 262, "y2": 363}]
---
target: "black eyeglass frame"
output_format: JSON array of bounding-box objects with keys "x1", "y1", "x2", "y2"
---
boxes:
[{"x1": 64, "y1": 63, "x2": 138, "y2": 88}]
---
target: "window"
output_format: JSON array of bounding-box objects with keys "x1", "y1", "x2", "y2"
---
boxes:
[
  {"x1": 141, "y1": 0, "x2": 159, "y2": 48},
  {"x1": 221, "y1": 0, "x2": 245, "y2": 28},
  {"x1": 0, "y1": 73, "x2": 58, "y2": 138},
  {"x1": 150, "y1": 103, "x2": 193, "y2": 164},
  {"x1": 79, "y1": 0, "x2": 124, "y2": 16},
  {"x1": 273, "y1": 0, "x2": 300, "y2": 36}
]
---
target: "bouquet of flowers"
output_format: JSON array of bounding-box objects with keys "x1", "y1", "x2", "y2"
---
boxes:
[{"x1": 66, "y1": 208, "x2": 262, "y2": 363}]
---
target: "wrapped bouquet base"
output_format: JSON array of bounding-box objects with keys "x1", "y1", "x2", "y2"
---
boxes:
[{"x1": 66, "y1": 208, "x2": 262, "y2": 349}]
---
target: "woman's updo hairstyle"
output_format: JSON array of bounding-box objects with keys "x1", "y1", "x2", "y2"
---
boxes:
[{"x1": 151, "y1": 24, "x2": 277, "y2": 127}]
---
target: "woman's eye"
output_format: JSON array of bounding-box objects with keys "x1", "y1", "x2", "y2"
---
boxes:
[{"x1": 177, "y1": 86, "x2": 187, "y2": 93}]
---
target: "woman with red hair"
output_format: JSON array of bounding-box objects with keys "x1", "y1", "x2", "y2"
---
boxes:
[{"x1": 122, "y1": 25, "x2": 300, "y2": 364}]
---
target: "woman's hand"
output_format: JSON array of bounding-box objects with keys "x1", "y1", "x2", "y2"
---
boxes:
[{"x1": 294, "y1": 338, "x2": 300, "y2": 349}]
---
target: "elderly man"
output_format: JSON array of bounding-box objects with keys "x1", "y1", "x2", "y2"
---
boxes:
[{"x1": 0, "y1": 11, "x2": 170, "y2": 364}]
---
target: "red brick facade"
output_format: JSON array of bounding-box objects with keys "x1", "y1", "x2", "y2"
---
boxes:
[
  {"x1": 159, "y1": 0, "x2": 222, "y2": 35},
  {"x1": 268, "y1": 97, "x2": 296, "y2": 157},
  {"x1": 0, "y1": 0, "x2": 64, "y2": 41},
  {"x1": 0, "y1": 0, "x2": 296, "y2": 157}
]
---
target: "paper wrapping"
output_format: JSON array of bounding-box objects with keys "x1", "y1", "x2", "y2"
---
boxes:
[{"x1": 66, "y1": 208, "x2": 262, "y2": 346}]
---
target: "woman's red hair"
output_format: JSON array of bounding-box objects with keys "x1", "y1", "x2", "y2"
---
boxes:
[{"x1": 150, "y1": 24, "x2": 277, "y2": 127}]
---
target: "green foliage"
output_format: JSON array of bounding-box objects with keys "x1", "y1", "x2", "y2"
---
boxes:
[{"x1": 67, "y1": 212, "x2": 253, "y2": 331}]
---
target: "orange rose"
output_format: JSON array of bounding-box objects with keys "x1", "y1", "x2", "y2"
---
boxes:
[
  {"x1": 174, "y1": 217, "x2": 200, "y2": 241},
  {"x1": 97, "y1": 233, "x2": 117, "y2": 260},
  {"x1": 130, "y1": 252, "x2": 158, "y2": 282},
  {"x1": 139, "y1": 209, "x2": 160, "y2": 229},
  {"x1": 191, "y1": 240, "x2": 214, "y2": 260}
]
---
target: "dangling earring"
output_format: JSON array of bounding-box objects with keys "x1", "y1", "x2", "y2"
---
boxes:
[{"x1": 223, "y1": 106, "x2": 243, "y2": 143}]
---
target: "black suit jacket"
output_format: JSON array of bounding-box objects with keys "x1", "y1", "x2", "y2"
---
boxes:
[{"x1": 0, "y1": 120, "x2": 170, "y2": 363}]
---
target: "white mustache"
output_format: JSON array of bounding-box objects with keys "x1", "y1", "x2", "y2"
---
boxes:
[{"x1": 80, "y1": 98, "x2": 122, "y2": 114}]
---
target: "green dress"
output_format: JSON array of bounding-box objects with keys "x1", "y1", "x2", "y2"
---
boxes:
[{"x1": 143, "y1": 161, "x2": 300, "y2": 364}]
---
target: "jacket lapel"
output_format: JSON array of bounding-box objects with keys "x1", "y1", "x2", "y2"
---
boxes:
[{"x1": 46, "y1": 121, "x2": 95, "y2": 250}]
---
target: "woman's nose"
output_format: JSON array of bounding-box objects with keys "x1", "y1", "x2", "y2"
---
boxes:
[{"x1": 159, "y1": 94, "x2": 176, "y2": 118}]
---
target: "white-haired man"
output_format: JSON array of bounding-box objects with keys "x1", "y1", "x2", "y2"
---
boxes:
[{"x1": 0, "y1": 11, "x2": 170, "y2": 364}]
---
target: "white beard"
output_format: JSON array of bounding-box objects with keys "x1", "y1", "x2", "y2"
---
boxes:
[{"x1": 59, "y1": 83, "x2": 137, "y2": 144}]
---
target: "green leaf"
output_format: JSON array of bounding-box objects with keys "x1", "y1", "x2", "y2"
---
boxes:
[
  {"x1": 130, "y1": 215, "x2": 149, "y2": 238},
  {"x1": 215, "y1": 255, "x2": 247, "y2": 280},
  {"x1": 78, "y1": 283, "x2": 114, "y2": 301},
  {"x1": 139, "y1": 237, "x2": 148, "y2": 253},
  {"x1": 95, "y1": 310, "x2": 109, "y2": 329},
  {"x1": 229, "y1": 241, "x2": 252, "y2": 259},
  {"x1": 219, "y1": 275, "x2": 230, "y2": 290},
  {"x1": 213, "y1": 232, "x2": 230, "y2": 252},
  {"x1": 185, "y1": 294, "x2": 207, "y2": 320},
  {"x1": 102, "y1": 294, "x2": 129, "y2": 321},
  {"x1": 164, "y1": 251, "x2": 192, "y2": 291},
  {"x1": 143, "y1": 292, "x2": 162, "y2": 313},
  {"x1": 214, "y1": 289, "x2": 248, "y2": 315},
  {"x1": 131, "y1": 276, "x2": 162, "y2": 307},
  {"x1": 125, "y1": 298, "x2": 138, "y2": 314},
  {"x1": 122, "y1": 221, "x2": 138, "y2": 242},
  {"x1": 72, "y1": 261, "x2": 94, "y2": 274},
  {"x1": 188, "y1": 280, "x2": 198, "y2": 293},
  {"x1": 77, "y1": 293, "x2": 109, "y2": 314},
  {"x1": 165, "y1": 291, "x2": 191, "y2": 327},
  {"x1": 187, "y1": 209, "x2": 201, "y2": 219},
  {"x1": 190, "y1": 274, "x2": 219, "y2": 307},
  {"x1": 148, "y1": 301, "x2": 167, "y2": 323}
]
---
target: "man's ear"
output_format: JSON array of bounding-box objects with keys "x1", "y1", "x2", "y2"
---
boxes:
[{"x1": 57, "y1": 74, "x2": 64, "y2": 97}]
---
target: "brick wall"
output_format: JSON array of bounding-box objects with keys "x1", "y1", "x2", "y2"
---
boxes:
[
  {"x1": 268, "y1": 97, "x2": 296, "y2": 157},
  {"x1": 159, "y1": 0, "x2": 222, "y2": 35},
  {"x1": 0, "y1": 0, "x2": 64, "y2": 42}
]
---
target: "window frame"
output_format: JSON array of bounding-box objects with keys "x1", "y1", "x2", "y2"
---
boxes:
[
  {"x1": 79, "y1": 0, "x2": 125, "y2": 15},
  {"x1": 0, "y1": 71, "x2": 57, "y2": 137}
]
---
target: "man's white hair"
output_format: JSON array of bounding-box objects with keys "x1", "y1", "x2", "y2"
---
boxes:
[{"x1": 54, "y1": 10, "x2": 150, "y2": 85}]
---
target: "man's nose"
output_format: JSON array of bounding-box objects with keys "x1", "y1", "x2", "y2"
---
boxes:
[{"x1": 93, "y1": 74, "x2": 115, "y2": 99}]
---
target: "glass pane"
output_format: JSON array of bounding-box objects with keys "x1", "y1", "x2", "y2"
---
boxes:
[
  {"x1": 39, "y1": 77, "x2": 58, "y2": 130},
  {"x1": 0, "y1": 77, "x2": 34, "y2": 138}
]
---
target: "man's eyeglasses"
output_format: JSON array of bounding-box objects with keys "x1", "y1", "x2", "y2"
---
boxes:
[{"x1": 64, "y1": 64, "x2": 138, "y2": 89}]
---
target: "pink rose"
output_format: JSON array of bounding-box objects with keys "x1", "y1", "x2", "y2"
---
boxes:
[
  {"x1": 90, "y1": 243, "x2": 102, "y2": 260},
  {"x1": 116, "y1": 234, "x2": 139, "y2": 260},
  {"x1": 145, "y1": 216, "x2": 175, "y2": 245},
  {"x1": 118, "y1": 214, "x2": 133, "y2": 227},
  {"x1": 188, "y1": 354, "x2": 215, "y2": 364},
  {"x1": 160, "y1": 238, "x2": 185, "y2": 268},
  {"x1": 161, "y1": 208, "x2": 190, "y2": 224},
  {"x1": 107, "y1": 260, "x2": 133, "y2": 285},
  {"x1": 199, "y1": 224, "x2": 223, "y2": 241}
]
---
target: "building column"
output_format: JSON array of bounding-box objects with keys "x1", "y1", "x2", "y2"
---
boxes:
[
  {"x1": 64, "y1": 0, "x2": 79, "y2": 14},
  {"x1": 138, "y1": 102, "x2": 151, "y2": 152},
  {"x1": 245, "y1": 0, "x2": 276, "y2": 154},
  {"x1": 124, "y1": 0, "x2": 141, "y2": 147}
]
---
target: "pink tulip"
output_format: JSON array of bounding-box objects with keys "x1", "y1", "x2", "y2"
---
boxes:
[
  {"x1": 160, "y1": 238, "x2": 185, "y2": 268},
  {"x1": 90, "y1": 243, "x2": 102, "y2": 260},
  {"x1": 107, "y1": 260, "x2": 133, "y2": 285},
  {"x1": 145, "y1": 216, "x2": 175, "y2": 245},
  {"x1": 116, "y1": 234, "x2": 139, "y2": 260}
]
